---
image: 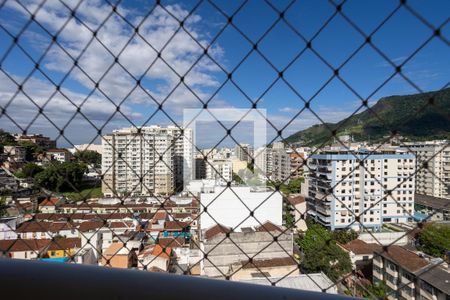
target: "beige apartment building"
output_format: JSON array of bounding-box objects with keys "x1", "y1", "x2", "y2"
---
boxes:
[
  {"x1": 373, "y1": 245, "x2": 450, "y2": 300},
  {"x1": 404, "y1": 140, "x2": 450, "y2": 199},
  {"x1": 101, "y1": 126, "x2": 193, "y2": 196}
]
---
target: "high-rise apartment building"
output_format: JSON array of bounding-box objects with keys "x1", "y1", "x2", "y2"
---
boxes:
[
  {"x1": 404, "y1": 140, "x2": 450, "y2": 199},
  {"x1": 254, "y1": 144, "x2": 291, "y2": 183},
  {"x1": 102, "y1": 126, "x2": 193, "y2": 197},
  {"x1": 205, "y1": 159, "x2": 233, "y2": 185},
  {"x1": 307, "y1": 149, "x2": 416, "y2": 231},
  {"x1": 234, "y1": 144, "x2": 253, "y2": 163}
]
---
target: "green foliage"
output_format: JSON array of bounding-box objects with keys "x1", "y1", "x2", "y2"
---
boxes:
[
  {"x1": 232, "y1": 172, "x2": 244, "y2": 184},
  {"x1": 16, "y1": 163, "x2": 44, "y2": 179},
  {"x1": 285, "y1": 88, "x2": 450, "y2": 146},
  {"x1": 34, "y1": 162, "x2": 88, "y2": 192},
  {"x1": 269, "y1": 177, "x2": 304, "y2": 195},
  {"x1": 0, "y1": 129, "x2": 17, "y2": 152},
  {"x1": 74, "y1": 150, "x2": 101, "y2": 167},
  {"x1": 299, "y1": 223, "x2": 352, "y2": 281},
  {"x1": 332, "y1": 229, "x2": 359, "y2": 244},
  {"x1": 418, "y1": 223, "x2": 450, "y2": 258},
  {"x1": 283, "y1": 203, "x2": 295, "y2": 228},
  {"x1": 63, "y1": 186, "x2": 103, "y2": 201},
  {"x1": 362, "y1": 281, "x2": 387, "y2": 299},
  {"x1": 0, "y1": 196, "x2": 7, "y2": 217},
  {"x1": 17, "y1": 141, "x2": 44, "y2": 161}
]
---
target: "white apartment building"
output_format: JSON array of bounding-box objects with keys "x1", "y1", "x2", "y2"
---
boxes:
[
  {"x1": 205, "y1": 159, "x2": 233, "y2": 185},
  {"x1": 307, "y1": 149, "x2": 416, "y2": 231},
  {"x1": 403, "y1": 140, "x2": 450, "y2": 199},
  {"x1": 102, "y1": 126, "x2": 193, "y2": 197}
]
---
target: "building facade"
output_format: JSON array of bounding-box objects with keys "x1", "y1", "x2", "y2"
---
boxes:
[
  {"x1": 373, "y1": 245, "x2": 450, "y2": 300},
  {"x1": 254, "y1": 144, "x2": 291, "y2": 183},
  {"x1": 13, "y1": 134, "x2": 56, "y2": 150},
  {"x1": 234, "y1": 144, "x2": 253, "y2": 163},
  {"x1": 101, "y1": 126, "x2": 193, "y2": 197},
  {"x1": 404, "y1": 141, "x2": 450, "y2": 199},
  {"x1": 307, "y1": 150, "x2": 416, "y2": 231},
  {"x1": 205, "y1": 159, "x2": 232, "y2": 185}
]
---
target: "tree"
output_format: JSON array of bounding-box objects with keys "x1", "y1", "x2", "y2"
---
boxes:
[
  {"x1": 362, "y1": 281, "x2": 387, "y2": 299},
  {"x1": 17, "y1": 141, "x2": 44, "y2": 161},
  {"x1": 74, "y1": 150, "x2": 101, "y2": 167},
  {"x1": 232, "y1": 172, "x2": 244, "y2": 185},
  {"x1": 0, "y1": 129, "x2": 17, "y2": 153},
  {"x1": 16, "y1": 163, "x2": 44, "y2": 178},
  {"x1": 34, "y1": 162, "x2": 88, "y2": 192},
  {"x1": 0, "y1": 196, "x2": 7, "y2": 217},
  {"x1": 299, "y1": 223, "x2": 352, "y2": 281},
  {"x1": 332, "y1": 229, "x2": 359, "y2": 244},
  {"x1": 418, "y1": 223, "x2": 450, "y2": 258}
]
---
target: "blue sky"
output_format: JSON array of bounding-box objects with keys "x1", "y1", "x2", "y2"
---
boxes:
[{"x1": 0, "y1": 0, "x2": 448, "y2": 147}]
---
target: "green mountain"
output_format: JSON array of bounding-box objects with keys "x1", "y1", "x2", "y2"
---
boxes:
[{"x1": 285, "y1": 88, "x2": 450, "y2": 146}]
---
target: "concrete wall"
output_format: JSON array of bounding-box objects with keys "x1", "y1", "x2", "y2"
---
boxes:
[
  {"x1": 203, "y1": 230, "x2": 293, "y2": 278},
  {"x1": 200, "y1": 186, "x2": 282, "y2": 230},
  {"x1": 359, "y1": 231, "x2": 408, "y2": 246}
]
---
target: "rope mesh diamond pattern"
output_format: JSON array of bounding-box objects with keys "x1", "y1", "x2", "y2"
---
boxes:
[{"x1": 0, "y1": 0, "x2": 449, "y2": 299}]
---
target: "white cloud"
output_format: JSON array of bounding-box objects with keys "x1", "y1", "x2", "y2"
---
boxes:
[
  {"x1": 5, "y1": 0, "x2": 225, "y2": 110},
  {"x1": 278, "y1": 106, "x2": 296, "y2": 113}
]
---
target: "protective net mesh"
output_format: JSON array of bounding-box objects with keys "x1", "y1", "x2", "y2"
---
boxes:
[{"x1": 0, "y1": 0, "x2": 449, "y2": 299}]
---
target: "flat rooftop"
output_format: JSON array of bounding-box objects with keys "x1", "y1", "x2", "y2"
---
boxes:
[{"x1": 415, "y1": 194, "x2": 450, "y2": 211}]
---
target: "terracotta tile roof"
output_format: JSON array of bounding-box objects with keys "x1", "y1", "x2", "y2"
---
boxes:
[
  {"x1": 78, "y1": 221, "x2": 104, "y2": 232},
  {"x1": 151, "y1": 244, "x2": 172, "y2": 259},
  {"x1": 342, "y1": 239, "x2": 382, "y2": 255},
  {"x1": 374, "y1": 245, "x2": 429, "y2": 273},
  {"x1": 255, "y1": 221, "x2": 282, "y2": 233},
  {"x1": 164, "y1": 221, "x2": 189, "y2": 231},
  {"x1": 153, "y1": 211, "x2": 167, "y2": 221},
  {"x1": 109, "y1": 221, "x2": 133, "y2": 229},
  {"x1": 288, "y1": 195, "x2": 305, "y2": 206},
  {"x1": 48, "y1": 222, "x2": 77, "y2": 232},
  {"x1": 45, "y1": 238, "x2": 81, "y2": 250},
  {"x1": 204, "y1": 224, "x2": 231, "y2": 240},
  {"x1": 104, "y1": 243, "x2": 127, "y2": 256},
  {"x1": 16, "y1": 222, "x2": 50, "y2": 233},
  {"x1": 0, "y1": 239, "x2": 47, "y2": 252},
  {"x1": 241, "y1": 257, "x2": 297, "y2": 269},
  {"x1": 171, "y1": 213, "x2": 192, "y2": 219},
  {"x1": 158, "y1": 237, "x2": 186, "y2": 248},
  {"x1": 40, "y1": 198, "x2": 60, "y2": 206}
]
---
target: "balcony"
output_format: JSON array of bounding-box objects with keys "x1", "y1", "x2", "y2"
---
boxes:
[{"x1": 0, "y1": 259, "x2": 354, "y2": 300}]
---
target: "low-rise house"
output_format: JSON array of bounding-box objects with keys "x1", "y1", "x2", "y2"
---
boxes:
[
  {"x1": 162, "y1": 221, "x2": 190, "y2": 239},
  {"x1": 202, "y1": 222, "x2": 294, "y2": 278},
  {"x1": 0, "y1": 239, "x2": 45, "y2": 259},
  {"x1": 3, "y1": 146, "x2": 26, "y2": 163},
  {"x1": 138, "y1": 244, "x2": 172, "y2": 272},
  {"x1": 44, "y1": 237, "x2": 81, "y2": 259},
  {"x1": 373, "y1": 245, "x2": 450, "y2": 300},
  {"x1": 0, "y1": 237, "x2": 81, "y2": 261},
  {"x1": 102, "y1": 242, "x2": 138, "y2": 269},
  {"x1": 286, "y1": 195, "x2": 307, "y2": 232},
  {"x1": 415, "y1": 194, "x2": 450, "y2": 221},
  {"x1": 340, "y1": 239, "x2": 382, "y2": 280},
  {"x1": 39, "y1": 198, "x2": 62, "y2": 213},
  {"x1": 16, "y1": 221, "x2": 78, "y2": 239},
  {"x1": 0, "y1": 217, "x2": 19, "y2": 240},
  {"x1": 44, "y1": 149, "x2": 72, "y2": 163}
]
